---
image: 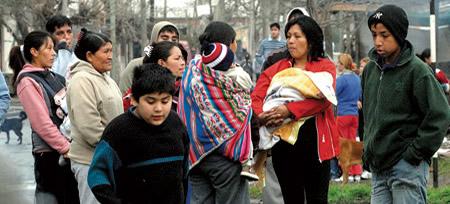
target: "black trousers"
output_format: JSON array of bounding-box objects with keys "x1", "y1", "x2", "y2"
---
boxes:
[
  {"x1": 272, "y1": 118, "x2": 330, "y2": 204},
  {"x1": 33, "y1": 151, "x2": 80, "y2": 204}
]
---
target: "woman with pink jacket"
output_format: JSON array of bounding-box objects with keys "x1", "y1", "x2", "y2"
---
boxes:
[{"x1": 9, "y1": 31, "x2": 79, "y2": 204}]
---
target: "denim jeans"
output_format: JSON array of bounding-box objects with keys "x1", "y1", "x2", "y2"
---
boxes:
[
  {"x1": 371, "y1": 159, "x2": 429, "y2": 204},
  {"x1": 189, "y1": 152, "x2": 250, "y2": 204},
  {"x1": 330, "y1": 157, "x2": 341, "y2": 179}
]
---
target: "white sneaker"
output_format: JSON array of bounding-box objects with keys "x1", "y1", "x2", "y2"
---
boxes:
[
  {"x1": 361, "y1": 170, "x2": 372, "y2": 179},
  {"x1": 333, "y1": 177, "x2": 343, "y2": 182},
  {"x1": 354, "y1": 175, "x2": 361, "y2": 182},
  {"x1": 348, "y1": 176, "x2": 355, "y2": 182}
]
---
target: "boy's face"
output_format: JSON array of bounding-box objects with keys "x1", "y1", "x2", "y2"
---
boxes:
[
  {"x1": 132, "y1": 92, "x2": 173, "y2": 126},
  {"x1": 157, "y1": 31, "x2": 179, "y2": 43},
  {"x1": 370, "y1": 23, "x2": 400, "y2": 60},
  {"x1": 53, "y1": 24, "x2": 73, "y2": 47},
  {"x1": 270, "y1": 26, "x2": 280, "y2": 39}
]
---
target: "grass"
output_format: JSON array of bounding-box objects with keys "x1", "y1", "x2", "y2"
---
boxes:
[
  {"x1": 250, "y1": 182, "x2": 450, "y2": 204},
  {"x1": 249, "y1": 158, "x2": 450, "y2": 203}
]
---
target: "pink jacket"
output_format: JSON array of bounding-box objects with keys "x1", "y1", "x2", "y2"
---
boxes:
[{"x1": 17, "y1": 64, "x2": 69, "y2": 154}]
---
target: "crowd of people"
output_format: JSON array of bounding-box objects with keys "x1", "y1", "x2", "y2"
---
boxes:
[{"x1": 1, "y1": 3, "x2": 450, "y2": 204}]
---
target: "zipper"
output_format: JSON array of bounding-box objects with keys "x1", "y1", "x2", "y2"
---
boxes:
[{"x1": 374, "y1": 71, "x2": 384, "y2": 118}]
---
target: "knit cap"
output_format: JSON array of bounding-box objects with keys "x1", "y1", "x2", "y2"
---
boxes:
[
  {"x1": 368, "y1": 5, "x2": 409, "y2": 46},
  {"x1": 201, "y1": 43, "x2": 234, "y2": 71}
]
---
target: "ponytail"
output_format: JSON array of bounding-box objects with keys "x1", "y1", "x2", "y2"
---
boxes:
[{"x1": 8, "y1": 46, "x2": 26, "y2": 88}]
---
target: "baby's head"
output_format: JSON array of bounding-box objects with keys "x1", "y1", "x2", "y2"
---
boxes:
[{"x1": 131, "y1": 63, "x2": 175, "y2": 126}]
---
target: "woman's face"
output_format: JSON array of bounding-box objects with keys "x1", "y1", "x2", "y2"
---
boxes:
[
  {"x1": 31, "y1": 37, "x2": 56, "y2": 69},
  {"x1": 159, "y1": 46, "x2": 186, "y2": 77},
  {"x1": 286, "y1": 24, "x2": 309, "y2": 62},
  {"x1": 87, "y1": 42, "x2": 113, "y2": 73}
]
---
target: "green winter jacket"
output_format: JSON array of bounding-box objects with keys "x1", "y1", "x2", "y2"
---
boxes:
[{"x1": 361, "y1": 41, "x2": 450, "y2": 173}]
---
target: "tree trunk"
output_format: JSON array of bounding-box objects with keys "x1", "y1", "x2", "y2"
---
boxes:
[
  {"x1": 140, "y1": 0, "x2": 148, "y2": 48},
  {"x1": 109, "y1": 0, "x2": 120, "y2": 83},
  {"x1": 213, "y1": 0, "x2": 225, "y2": 21}
]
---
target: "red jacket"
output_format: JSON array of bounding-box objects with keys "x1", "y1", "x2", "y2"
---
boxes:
[{"x1": 251, "y1": 58, "x2": 340, "y2": 161}]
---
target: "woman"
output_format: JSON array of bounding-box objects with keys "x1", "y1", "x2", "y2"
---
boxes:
[
  {"x1": 251, "y1": 16, "x2": 339, "y2": 204},
  {"x1": 178, "y1": 21, "x2": 253, "y2": 204},
  {"x1": 122, "y1": 41, "x2": 186, "y2": 111},
  {"x1": 9, "y1": 31, "x2": 79, "y2": 204},
  {"x1": 67, "y1": 28, "x2": 123, "y2": 204},
  {"x1": 336, "y1": 53, "x2": 362, "y2": 182}
]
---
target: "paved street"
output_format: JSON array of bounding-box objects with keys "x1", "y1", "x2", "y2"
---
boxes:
[{"x1": 0, "y1": 101, "x2": 34, "y2": 204}]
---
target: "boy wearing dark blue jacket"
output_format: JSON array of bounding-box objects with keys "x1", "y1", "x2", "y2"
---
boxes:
[{"x1": 88, "y1": 64, "x2": 189, "y2": 204}]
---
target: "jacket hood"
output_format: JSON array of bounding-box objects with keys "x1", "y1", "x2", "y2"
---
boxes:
[
  {"x1": 150, "y1": 21, "x2": 179, "y2": 44},
  {"x1": 70, "y1": 60, "x2": 105, "y2": 78},
  {"x1": 285, "y1": 7, "x2": 310, "y2": 25},
  {"x1": 368, "y1": 40, "x2": 415, "y2": 71}
]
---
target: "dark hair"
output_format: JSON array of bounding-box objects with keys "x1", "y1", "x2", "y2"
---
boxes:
[
  {"x1": 270, "y1": 23, "x2": 281, "y2": 30},
  {"x1": 289, "y1": 9, "x2": 306, "y2": 21},
  {"x1": 9, "y1": 31, "x2": 52, "y2": 87},
  {"x1": 199, "y1": 21, "x2": 236, "y2": 53},
  {"x1": 285, "y1": 16, "x2": 325, "y2": 62},
  {"x1": 46, "y1": 15, "x2": 72, "y2": 33},
  {"x1": 420, "y1": 48, "x2": 431, "y2": 62},
  {"x1": 178, "y1": 43, "x2": 188, "y2": 62},
  {"x1": 142, "y1": 41, "x2": 179, "y2": 64},
  {"x1": 131, "y1": 63, "x2": 175, "y2": 100},
  {"x1": 74, "y1": 28, "x2": 111, "y2": 61},
  {"x1": 159, "y1": 25, "x2": 179, "y2": 38}
]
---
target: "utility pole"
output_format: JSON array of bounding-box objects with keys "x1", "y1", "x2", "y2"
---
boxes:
[
  {"x1": 110, "y1": 0, "x2": 120, "y2": 82},
  {"x1": 430, "y1": 0, "x2": 439, "y2": 188}
]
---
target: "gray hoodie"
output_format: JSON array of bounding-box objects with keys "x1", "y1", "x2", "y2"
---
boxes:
[{"x1": 119, "y1": 21, "x2": 179, "y2": 93}]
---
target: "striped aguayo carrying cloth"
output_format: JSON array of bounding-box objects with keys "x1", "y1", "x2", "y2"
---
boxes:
[{"x1": 178, "y1": 59, "x2": 252, "y2": 169}]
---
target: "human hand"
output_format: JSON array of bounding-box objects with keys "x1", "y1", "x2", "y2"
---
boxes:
[
  {"x1": 357, "y1": 100, "x2": 362, "y2": 110},
  {"x1": 258, "y1": 105, "x2": 291, "y2": 128}
]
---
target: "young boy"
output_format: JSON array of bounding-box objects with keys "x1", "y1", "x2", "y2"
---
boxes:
[
  {"x1": 88, "y1": 64, "x2": 189, "y2": 204},
  {"x1": 362, "y1": 5, "x2": 450, "y2": 203}
]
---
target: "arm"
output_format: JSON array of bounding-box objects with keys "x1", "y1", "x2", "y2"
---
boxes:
[
  {"x1": 88, "y1": 140, "x2": 123, "y2": 204},
  {"x1": 17, "y1": 78, "x2": 69, "y2": 154},
  {"x1": 403, "y1": 75, "x2": 450, "y2": 165},
  {"x1": 286, "y1": 61, "x2": 336, "y2": 120},
  {"x1": 0, "y1": 73, "x2": 10, "y2": 122},
  {"x1": 68, "y1": 77, "x2": 104, "y2": 147},
  {"x1": 251, "y1": 69, "x2": 273, "y2": 115}
]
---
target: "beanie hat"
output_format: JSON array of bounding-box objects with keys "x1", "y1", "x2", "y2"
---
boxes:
[
  {"x1": 368, "y1": 5, "x2": 409, "y2": 46},
  {"x1": 201, "y1": 43, "x2": 234, "y2": 71}
]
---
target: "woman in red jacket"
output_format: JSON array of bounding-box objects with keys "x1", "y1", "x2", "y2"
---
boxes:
[{"x1": 251, "y1": 16, "x2": 339, "y2": 204}]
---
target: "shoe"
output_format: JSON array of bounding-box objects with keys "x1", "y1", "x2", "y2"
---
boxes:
[
  {"x1": 361, "y1": 170, "x2": 372, "y2": 180},
  {"x1": 241, "y1": 166, "x2": 259, "y2": 181},
  {"x1": 354, "y1": 175, "x2": 361, "y2": 182},
  {"x1": 348, "y1": 176, "x2": 355, "y2": 182},
  {"x1": 333, "y1": 177, "x2": 342, "y2": 182}
]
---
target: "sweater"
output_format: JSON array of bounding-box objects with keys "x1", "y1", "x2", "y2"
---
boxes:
[
  {"x1": 362, "y1": 41, "x2": 450, "y2": 172},
  {"x1": 67, "y1": 60, "x2": 123, "y2": 164},
  {"x1": 252, "y1": 58, "x2": 340, "y2": 161},
  {"x1": 336, "y1": 70, "x2": 361, "y2": 116},
  {"x1": 16, "y1": 64, "x2": 70, "y2": 154},
  {"x1": 88, "y1": 110, "x2": 189, "y2": 204}
]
